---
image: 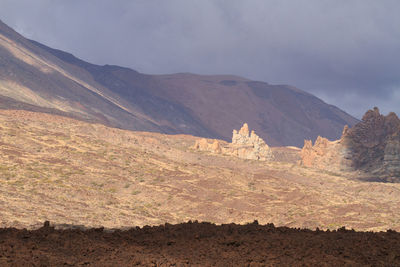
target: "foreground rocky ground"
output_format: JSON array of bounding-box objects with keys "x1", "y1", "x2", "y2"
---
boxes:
[{"x1": 1, "y1": 221, "x2": 399, "y2": 266}]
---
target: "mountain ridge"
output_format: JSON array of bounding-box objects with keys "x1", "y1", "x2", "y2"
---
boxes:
[{"x1": 0, "y1": 19, "x2": 358, "y2": 146}]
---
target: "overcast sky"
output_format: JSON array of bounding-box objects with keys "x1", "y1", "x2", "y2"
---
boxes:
[{"x1": 1, "y1": 0, "x2": 399, "y2": 118}]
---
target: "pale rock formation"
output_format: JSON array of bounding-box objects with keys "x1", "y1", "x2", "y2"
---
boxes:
[
  {"x1": 300, "y1": 136, "x2": 352, "y2": 172},
  {"x1": 193, "y1": 138, "x2": 223, "y2": 154},
  {"x1": 193, "y1": 138, "x2": 210, "y2": 151},
  {"x1": 232, "y1": 123, "x2": 249, "y2": 145},
  {"x1": 211, "y1": 140, "x2": 222, "y2": 154},
  {"x1": 193, "y1": 123, "x2": 273, "y2": 161}
]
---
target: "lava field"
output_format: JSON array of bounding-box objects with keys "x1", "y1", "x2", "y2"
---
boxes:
[{"x1": 1, "y1": 221, "x2": 399, "y2": 266}]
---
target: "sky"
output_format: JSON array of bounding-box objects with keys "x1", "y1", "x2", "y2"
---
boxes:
[{"x1": 0, "y1": 0, "x2": 399, "y2": 118}]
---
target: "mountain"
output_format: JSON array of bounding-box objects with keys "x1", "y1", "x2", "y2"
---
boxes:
[{"x1": 0, "y1": 19, "x2": 358, "y2": 146}]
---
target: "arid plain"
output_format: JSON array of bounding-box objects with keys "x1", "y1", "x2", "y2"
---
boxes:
[{"x1": 1, "y1": 109, "x2": 399, "y2": 231}]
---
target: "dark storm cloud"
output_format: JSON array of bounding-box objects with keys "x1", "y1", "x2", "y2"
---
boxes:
[{"x1": 1, "y1": 0, "x2": 399, "y2": 118}]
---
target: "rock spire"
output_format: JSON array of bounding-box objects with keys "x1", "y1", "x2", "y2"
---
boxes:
[{"x1": 193, "y1": 123, "x2": 273, "y2": 161}]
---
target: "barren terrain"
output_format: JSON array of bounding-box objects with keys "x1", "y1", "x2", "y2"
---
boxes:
[
  {"x1": 1, "y1": 221, "x2": 400, "y2": 266},
  {"x1": 0, "y1": 109, "x2": 399, "y2": 231}
]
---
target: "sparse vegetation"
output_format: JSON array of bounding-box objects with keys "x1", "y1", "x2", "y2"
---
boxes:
[
  {"x1": 131, "y1": 190, "x2": 141, "y2": 195},
  {"x1": 108, "y1": 188, "x2": 117, "y2": 193},
  {"x1": 247, "y1": 181, "x2": 256, "y2": 191},
  {"x1": 0, "y1": 109, "x2": 399, "y2": 232}
]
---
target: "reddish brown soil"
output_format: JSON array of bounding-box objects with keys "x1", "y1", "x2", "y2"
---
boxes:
[{"x1": 1, "y1": 221, "x2": 399, "y2": 266}]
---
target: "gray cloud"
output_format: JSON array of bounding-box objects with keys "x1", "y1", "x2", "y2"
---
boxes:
[{"x1": 1, "y1": 0, "x2": 399, "y2": 118}]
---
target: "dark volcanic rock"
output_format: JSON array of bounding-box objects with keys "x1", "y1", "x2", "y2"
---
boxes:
[{"x1": 1, "y1": 221, "x2": 400, "y2": 266}]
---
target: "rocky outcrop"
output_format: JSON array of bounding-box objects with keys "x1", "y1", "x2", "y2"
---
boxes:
[
  {"x1": 193, "y1": 123, "x2": 273, "y2": 161},
  {"x1": 299, "y1": 136, "x2": 352, "y2": 172},
  {"x1": 193, "y1": 139, "x2": 222, "y2": 154},
  {"x1": 231, "y1": 123, "x2": 274, "y2": 160},
  {"x1": 300, "y1": 108, "x2": 400, "y2": 182}
]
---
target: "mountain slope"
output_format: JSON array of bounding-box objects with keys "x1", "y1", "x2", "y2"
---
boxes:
[
  {"x1": 0, "y1": 19, "x2": 358, "y2": 146},
  {"x1": 0, "y1": 109, "x2": 399, "y2": 231}
]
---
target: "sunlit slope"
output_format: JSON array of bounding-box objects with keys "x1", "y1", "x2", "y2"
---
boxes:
[{"x1": 0, "y1": 110, "x2": 398, "y2": 231}]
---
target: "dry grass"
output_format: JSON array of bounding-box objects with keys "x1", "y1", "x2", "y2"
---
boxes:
[{"x1": 0, "y1": 109, "x2": 400, "y2": 231}]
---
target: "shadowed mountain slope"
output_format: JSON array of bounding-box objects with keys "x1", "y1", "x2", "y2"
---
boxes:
[{"x1": 0, "y1": 19, "x2": 358, "y2": 146}]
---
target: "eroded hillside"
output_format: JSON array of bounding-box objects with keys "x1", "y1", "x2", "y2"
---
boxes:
[{"x1": 0, "y1": 110, "x2": 399, "y2": 231}]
